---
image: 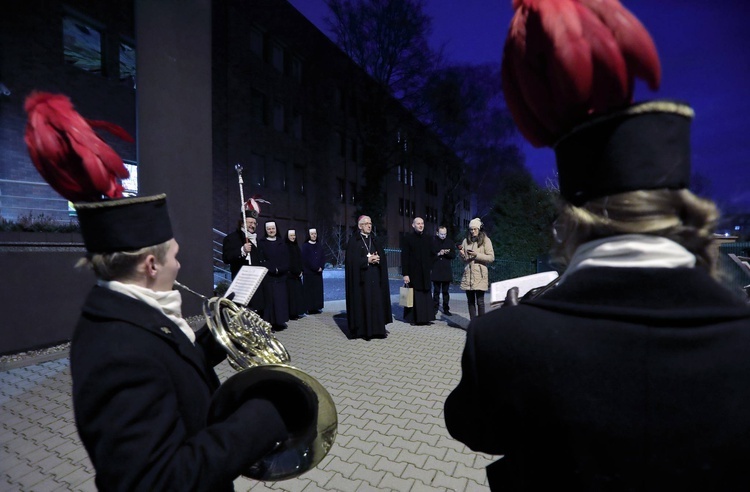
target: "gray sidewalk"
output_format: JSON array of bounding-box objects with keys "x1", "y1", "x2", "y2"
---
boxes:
[{"x1": 1, "y1": 297, "x2": 495, "y2": 491}]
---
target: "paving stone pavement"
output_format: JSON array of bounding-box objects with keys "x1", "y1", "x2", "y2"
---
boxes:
[{"x1": 1, "y1": 297, "x2": 496, "y2": 491}]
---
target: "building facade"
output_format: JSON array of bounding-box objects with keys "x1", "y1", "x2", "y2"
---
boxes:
[{"x1": 2, "y1": 0, "x2": 471, "y2": 251}]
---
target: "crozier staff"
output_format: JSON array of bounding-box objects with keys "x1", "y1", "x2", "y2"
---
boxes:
[
  {"x1": 23, "y1": 91, "x2": 304, "y2": 491},
  {"x1": 444, "y1": 1, "x2": 750, "y2": 490}
]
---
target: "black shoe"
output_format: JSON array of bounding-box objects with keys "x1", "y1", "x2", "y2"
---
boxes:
[{"x1": 443, "y1": 310, "x2": 452, "y2": 316}]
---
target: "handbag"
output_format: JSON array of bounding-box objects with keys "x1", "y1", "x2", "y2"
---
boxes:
[{"x1": 398, "y1": 284, "x2": 414, "y2": 307}]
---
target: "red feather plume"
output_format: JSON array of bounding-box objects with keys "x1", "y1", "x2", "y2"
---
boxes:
[
  {"x1": 24, "y1": 92, "x2": 133, "y2": 202},
  {"x1": 502, "y1": 0, "x2": 661, "y2": 147}
]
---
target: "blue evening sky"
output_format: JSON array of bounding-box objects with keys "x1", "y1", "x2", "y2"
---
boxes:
[{"x1": 287, "y1": 0, "x2": 750, "y2": 210}]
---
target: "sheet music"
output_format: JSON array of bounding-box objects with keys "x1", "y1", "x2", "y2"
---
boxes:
[
  {"x1": 490, "y1": 271, "x2": 559, "y2": 305},
  {"x1": 225, "y1": 266, "x2": 267, "y2": 306}
]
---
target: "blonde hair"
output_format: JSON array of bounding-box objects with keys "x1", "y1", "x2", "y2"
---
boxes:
[
  {"x1": 552, "y1": 189, "x2": 719, "y2": 275},
  {"x1": 77, "y1": 241, "x2": 171, "y2": 281}
]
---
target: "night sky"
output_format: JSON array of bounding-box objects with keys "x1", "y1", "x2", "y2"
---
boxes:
[{"x1": 288, "y1": 0, "x2": 750, "y2": 211}]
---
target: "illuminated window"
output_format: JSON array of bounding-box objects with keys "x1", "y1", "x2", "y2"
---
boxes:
[
  {"x1": 63, "y1": 16, "x2": 102, "y2": 74},
  {"x1": 119, "y1": 42, "x2": 136, "y2": 81}
]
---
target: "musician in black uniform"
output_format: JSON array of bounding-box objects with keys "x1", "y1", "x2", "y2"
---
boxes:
[
  {"x1": 444, "y1": 2, "x2": 750, "y2": 490},
  {"x1": 23, "y1": 92, "x2": 308, "y2": 491}
]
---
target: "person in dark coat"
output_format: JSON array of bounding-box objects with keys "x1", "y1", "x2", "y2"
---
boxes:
[
  {"x1": 431, "y1": 225, "x2": 455, "y2": 316},
  {"x1": 445, "y1": 2, "x2": 750, "y2": 490},
  {"x1": 344, "y1": 215, "x2": 392, "y2": 340},
  {"x1": 301, "y1": 228, "x2": 325, "y2": 314},
  {"x1": 258, "y1": 221, "x2": 290, "y2": 330},
  {"x1": 222, "y1": 213, "x2": 265, "y2": 314},
  {"x1": 285, "y1": 229, "x2": 306, "y2": 320},
  {"x1": 70, "y1": 197, "x2": 296, "y2": 492},
  {"x1": 401, "y1": 217, "x2": 435, "y2": 325},
  {"x1": 21, "y1": 96, "x2": 305, "y2": 491}
]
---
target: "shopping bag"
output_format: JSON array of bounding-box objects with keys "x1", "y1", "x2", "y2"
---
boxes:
[{"x1": 399, "y1": 285, "x2": 414, "y2": 307}]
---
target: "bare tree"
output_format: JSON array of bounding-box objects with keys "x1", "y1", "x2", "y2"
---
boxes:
[
  {"x1": 323, "y1": 224, "x2": 348, "y2": 267},
  {"x1": 325, "y1": 0, "x2": 441, "y2": 111}
]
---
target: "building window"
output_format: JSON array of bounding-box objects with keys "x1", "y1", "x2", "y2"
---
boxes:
[
  {"x1": 250, "y1": 89, "x2": 267, "y2": 126},
  {"x1": 273, "y1": 100, "x2": 284, "y2": 132},
  {"x1": 121, "y1": 160, "x2": 138, "y2": 196},
  {"x1": 250, "y1": 153, "x2": 266, "y2": 188},
  {"x1": 399, "y1": 198, "x2": 404, "y2": 216},
  {"x1": 250, "y1": 27, "x2": 264, "y2": 57},
  {"x1": 411, "y1": 201, "x2": 416, "y2": 218},
  {"x1": 349, "y1": 181, "x2": 356, "y2": 204},
  {"x1": 271, "y1": 43, "x2": 284, "y2": 72},
  {"x1": 289, "y1": 56, "x2": 302, "y2": 82},
  {"x1": 336, "y1": 132, "x2": 346, "y2": 158},
  {"x1": 63, "y1": 16, "x2": 102, "y2": 74},
  {"x1": 294, "y1": 165, "x2": 305, "y2": 195},
  {"x1": 119, "y1": 42, "x2": 136, "y2": 81},
  {"x1": 273, "y1": 159, "x2": 286, "y2": 191},
  {"x1": 291, "y1": 109, "x2": 302, "y2": 139},
  {"x1": 337, "y1": 178, "x2": 345, "y2": 203}
]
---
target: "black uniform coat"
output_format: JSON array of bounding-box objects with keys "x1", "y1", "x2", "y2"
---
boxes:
[
  {"x1": 345, "y1": 233, "x2": 392, "y2": 339},
  {"x1": 71, "y1": 286, "x2": 287, "y2": 492},
  {"x1": 430, "y1": 236, "x2": 456, "y2": 283},
  {"x1": 222, "y1": 229, "x2": 265, "y2": 312},
  {"x1": 301, "y1": 241, "x2": 325, "y2": 312},
  {"x1": 286, "y1": 238, "x2": 305, "y2": 318},
  {"x1": 222, "y1": 229, "x2": 263, "y2": 279},
  {"x1": 444, "y1": 267, "x2": 750, "y2": 491},
  {"x1": 401, "y1": 231, "x2": 434, "y2": 291},
  {"x1": 258, "y1": 238, "x2": 290, "y2": 326}
]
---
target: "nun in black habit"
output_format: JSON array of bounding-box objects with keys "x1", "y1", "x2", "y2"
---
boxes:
[
  {"x1": 301, "y1": 228, "x2": 325, "y2": 314},
  {"x1": 258, "y1": 221, "x2": 290, "y2": 330},
  {"x1": 344, "y1": 215, "x2": 392, "y2": 340},
  {"x1": 285, "y1": 229, "x2": 306, "y2": 320}
]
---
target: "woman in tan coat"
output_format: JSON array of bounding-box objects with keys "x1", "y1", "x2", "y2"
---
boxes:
[{"x1": 459, "y1": 218, "x2": 495, "y2": 319}]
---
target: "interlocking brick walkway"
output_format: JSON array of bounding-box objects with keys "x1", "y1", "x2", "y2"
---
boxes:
[{"x1": 1, "y1": 298, "x2": 495, "y2": 491}]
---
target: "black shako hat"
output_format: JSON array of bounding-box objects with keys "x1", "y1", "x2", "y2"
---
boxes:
[
  {"x1": 74, "y1": 193, "x2": 173, "y2": 254},
  {"x1": 554, "y1": 100, "x2": 694, "y2": 206}
]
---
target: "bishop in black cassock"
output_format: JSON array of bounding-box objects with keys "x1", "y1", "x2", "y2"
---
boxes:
[{"x1": 344, "y1": 216, "x2": 392, "y2": 340}]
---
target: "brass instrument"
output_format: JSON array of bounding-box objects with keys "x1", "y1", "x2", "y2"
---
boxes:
[{"x1": 175, "y1": 281, "x2": 338, "y2": 481}]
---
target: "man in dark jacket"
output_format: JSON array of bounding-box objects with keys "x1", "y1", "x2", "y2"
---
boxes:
[
  {"x1": 401, "y1": 217, "x2": 435, "y2": 325},
  {"x1": 431, "y1": 225, "x2": 455, "y2": 316}
]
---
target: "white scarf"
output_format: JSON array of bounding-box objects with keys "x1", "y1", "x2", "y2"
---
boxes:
[
  {"x1": 100, "y1": 280, "x2": 196, "y2": 344},
  {"x1": 266, "y1": 236, "x2": 277, "y2": 241},
  {"x1": 561, "y1": 234, "x2": 696, "y2": 283},
  {"x1": 244, "y1": 231, "x2": 257, "y2": 245}
]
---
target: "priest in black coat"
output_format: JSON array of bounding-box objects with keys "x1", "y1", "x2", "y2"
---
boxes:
[
  {"x1": 344, "y1": 215, "x2": 392, "y2": 340},
  {"x1": 401, "y1": 217, "x2": 435, "y2": 325},
  {"x1": 301, "y1": 228, "x2": 325, "y2": 314}
]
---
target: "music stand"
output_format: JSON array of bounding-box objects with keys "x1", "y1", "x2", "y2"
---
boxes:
[{"x1": 728, "y1": 254, "x2": 750, "y2": 299}]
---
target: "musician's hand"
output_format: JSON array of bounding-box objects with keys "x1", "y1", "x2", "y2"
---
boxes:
[
  {"x1": 252, "y1": 380, "x2": 317, "y2": 434},
  {"x1": 243, "y1": 243, "x2": 252, "y2": 253}
]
